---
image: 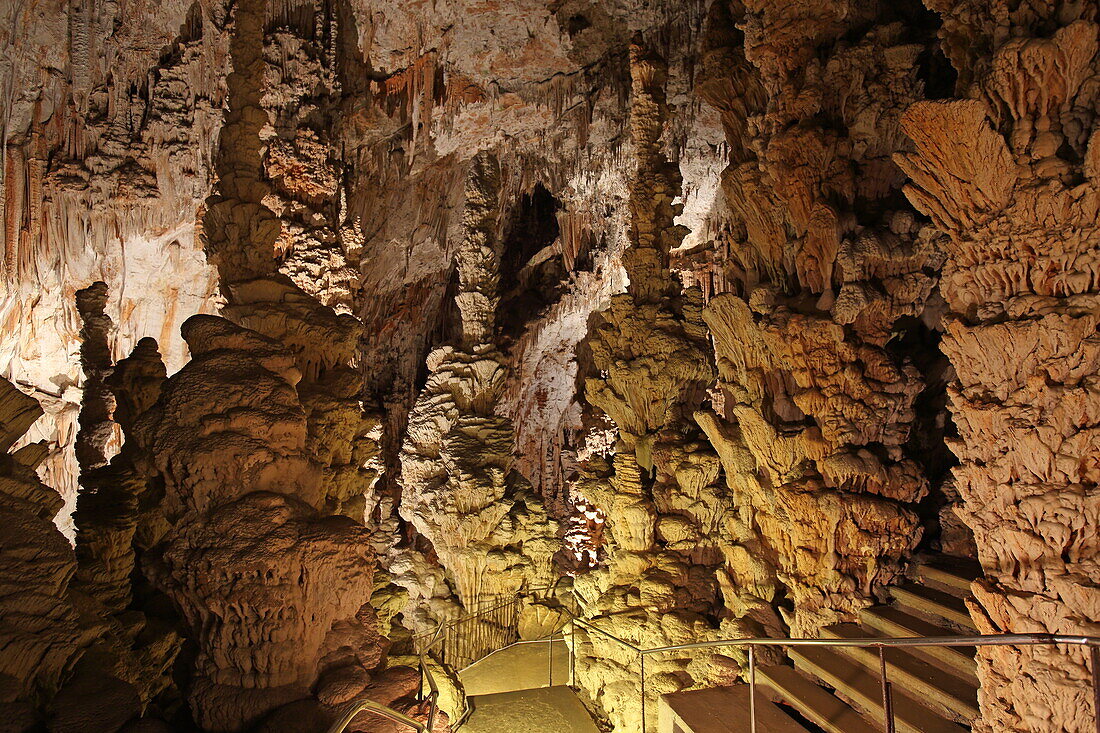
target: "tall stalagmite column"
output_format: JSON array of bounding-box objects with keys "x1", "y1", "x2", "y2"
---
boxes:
[
  {"x1": 897, "y1": 11, "x2": 1100, "y2": 731},
  {"x1": 398, "y1": 153, "x2": 558, "y2": 623},
  {"x1": 573, "y1": 41, "x2": 724, "y2": 733},
  {"x1": 136, "y1": 0, "x2": 387, "y2": 727}
]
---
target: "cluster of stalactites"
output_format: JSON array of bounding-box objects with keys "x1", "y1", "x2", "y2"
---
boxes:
[{"x1": 895, "y1": 10, "x2": 1100, "y2": 730}]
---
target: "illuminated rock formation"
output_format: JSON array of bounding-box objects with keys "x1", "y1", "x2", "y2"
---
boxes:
[
  {"x1": 136, "y1": 315, "x2": 379, "y2": 730},
  {"x1": 121, "y1": 0, "x2": 388, "y2": 727},
  {"x1": 3, "y1": 0, "x2": 1099, "y2": 731},
  {"x1": 0, "y1": 378, "x2": 84, "y2": 719},
  {"x1": 897, "y1": 10, "x2": 1100, "y2": 730},
  {"x1": 0, "y1": 375, "x2": 177, "y2": 730},
  {"x1": 683, "y1": 0, "x2": 941, "y2": 640},
  {"x1": 571, "y1": 41, "x2": 733, "y2": 732},
  {"x1": 72, "y1": 334, "x2": 183, "y2": 711},
  {"x1": 398, "y1": 154, "x2": 559, "y2": 623}
]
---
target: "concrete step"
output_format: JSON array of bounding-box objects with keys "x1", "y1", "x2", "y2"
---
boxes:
[
  {"x1": 758, "y1": 665, "x2": 878, "y2": 733},
  {"x1": 912, "y1": 556, "x2": 982, "y2": 597},
  {"x1": 790, "y1": 647, "x2": 968, "y2": 733},
  {"x1": 820, "y1": 623, "x2": 979, "y2": 723},
  {"x1": 860, "y1": 606, "x2": 977, "y2": 682},
  {"x1": 658, "y1": 685, "x2": 811, "y2": 733},
  {"x1": 890, "y1": 583, "x2": 975, "y2": 631}
]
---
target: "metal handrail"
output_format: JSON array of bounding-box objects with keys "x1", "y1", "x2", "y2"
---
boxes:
[
  {"x1": 326, "y1": 624, "x2": 445, "y2": 733},
  {"x1": 567, "y1": 603, "x2": 1100, "y2": 733},
  {"x1": 329, "y1": 588, "x2": 1100, "y2": 733},
  {"x1": 642, "y1": 629, "x2": 1100, "y2": 730},
  {"x1": 636, "y1": 632, "x2": 1100, "y2": 733},
  {"x1": 326, "y1": 700, "x2": 427, "y2": 732},
  {"x1": 641, "y1": 631, "x2": 1100, "y2": 654}
]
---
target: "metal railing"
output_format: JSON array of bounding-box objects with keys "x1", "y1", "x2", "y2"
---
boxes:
[
  {"x1": 429, "y1": 594, "x2": 523, "y2": 671},
  {"x1": 328, "y1": 587, "x2": 1100, "y2": 733},
  {"x1": 571, "y1": 613, "x2": 1100, "y2": 733},
  {"x1": 326, "y1": 699, "x2": 429, "y2": 732},
  {"x1": 326, "y1": 624, "x2": 443, "y2": 733}
]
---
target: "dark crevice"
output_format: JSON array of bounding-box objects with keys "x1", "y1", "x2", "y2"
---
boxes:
[{"x1": 497, "y1": 184, "x2": 566, "y2": 348}]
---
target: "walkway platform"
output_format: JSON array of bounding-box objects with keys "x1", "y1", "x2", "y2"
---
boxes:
[{"x1": 458, "y1": 638, "x2": 596, "y2": 732}]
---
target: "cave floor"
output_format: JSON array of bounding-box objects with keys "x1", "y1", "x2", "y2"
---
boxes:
[
  {"x1": 461, "y1": 686, "x2": 599, "y2": 733},
  {"x1": 458, "y1": 639, "x2": 598, "y2": 732},
  {"x1": 459, "y1": 639, "x2": 571, "y2": 695}
]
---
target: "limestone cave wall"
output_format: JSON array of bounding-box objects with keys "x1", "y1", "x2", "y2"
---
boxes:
[{"x1": 0, "y1": 0, "x2": 1097, "y2": 731}]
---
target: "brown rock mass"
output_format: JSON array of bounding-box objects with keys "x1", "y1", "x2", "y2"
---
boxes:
[
  {"x1": 2, "y1": 0, "x2": 1099, "y2": 731},
  {"x1": 896, "y1": 8, "x2": 1100, "y2": 729}
]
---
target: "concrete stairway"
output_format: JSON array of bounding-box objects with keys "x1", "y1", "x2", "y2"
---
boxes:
[
  {"x1": 760, "y1": 554, "x2": 982, "y2": 733},
  {"x1": 659, "y1": 554, "x2": 983, "y2": 733}
]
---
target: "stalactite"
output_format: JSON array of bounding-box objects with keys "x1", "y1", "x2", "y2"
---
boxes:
[{"x1": 896, "y1": 7, "x2": 1100, "y2": 729}]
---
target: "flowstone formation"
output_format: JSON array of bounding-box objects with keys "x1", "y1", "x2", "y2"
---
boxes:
[
  {"x1": 126, "y1": 0, "x2": 394, "y2": 728},
  {"x1": 71, "y1": 332, "x2": 183, "y2": 716},
  {"x1": 897, "y1": 9, "x2": 1100, "y2": 730},
  {"x1": 0, "y1": 378, "x2": 84, "y2": 726},
  {"x1": 398, "y1": 154, "x2": 559, "y2": 627},
  {"x1": 0, "y1": 375, "x2": 177, "y2": 731},
  {"x1": 571, "y1": 42, "x2": 732, "y2": 733},
  {"x1": 686, "y1": 0, "x2": 943, "y2": 638},
  {"x1": 7, "y1": 0, "x2": 1100, "y2": 730},
  {"x1": 136, "y1": 315, "x2": 380, "y2": 731}
]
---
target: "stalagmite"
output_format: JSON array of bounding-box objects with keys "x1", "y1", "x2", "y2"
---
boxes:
[
  {"x1": 571, "y1": 41, "x2": 732, "y2": 733},
  {"x1": 0, "y1": 378, "x2": 85, "y2": 722},
  {"x1": 3, "y1": 0, "x2": 1099, "y2": 731},
  {"x1": 897, "y1": 9, "x2": 1100, "y2": 730},
  {"x1": 398, "y1": 153, "x2": 559, "y2": 622}
]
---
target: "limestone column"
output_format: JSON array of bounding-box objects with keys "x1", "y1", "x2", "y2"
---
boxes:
[{"x1": 897, "y1": 12, "x2": 1100, "y2": 731}]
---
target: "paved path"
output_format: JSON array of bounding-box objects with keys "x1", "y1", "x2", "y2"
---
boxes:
[
  {"x1": 459, "y1": 639, "x2": 571, "y2": 696},
  {"x1": 462, "y1": 686, "x2": 600, "y2": 733},
  {"x1": 458, "y1": 639, "x2": 598, "y2": 732}
]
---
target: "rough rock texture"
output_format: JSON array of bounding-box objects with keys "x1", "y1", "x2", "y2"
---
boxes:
[
  {"x1": 683, "y1": 0, "x2": 946, "y2": 639},
  {"x1": 0, "y1": 378, "x2": 85, "y2": 708},
  {"x1": 397, "y1": 154, "x2": 559, "y2": 627},
  {"x1": 0, "y1": 0, "x2": 224, "y2": 532},
  {"x1": 136, "y1": 315, "x2": 379, "y2": 731},
  {"x1": 0, "y1": 375, "x2": 172, "y2": 731},
  {"x1": 5, "y1": 0, "x2": 1100, "y2": 731},
  {"x1": 121, "y1": 0, "x2": 388, "y2": 727},
  {"x1": 71, "y1": 333, "x2": 183, "y2": 713},
  {"x1": 897, "y1": 9, "x2": 1100, "y2": 730},
  {"x1": 570, "y1": 42, "x2": 734, "y2": 733}
]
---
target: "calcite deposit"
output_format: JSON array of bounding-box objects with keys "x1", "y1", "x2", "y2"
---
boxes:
[
  {"x1": 2, "y1": 0, "x2": 1099, "y2": 731},
  {"x1": 896, "y1": 10, "x2": 1100, "y2": 730},
  {"x1": 398, "y1": 153, "x2": 559, "y2": 623}
]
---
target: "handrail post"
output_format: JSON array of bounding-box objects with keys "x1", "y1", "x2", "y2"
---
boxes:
[
  {"x1": 640, "y1": 652, "x2": 647, "y2": 733},
  {"x1": 878, "y1": 644, "x2": 895, "y2": 733},
  {"x1": 548, "y1": 631, "x2": 554, "y2": 687},
  {"x1": 748, "y1": 645, "x2": 757, "y2": 733},
  {"x1": 417, "y1": 659, "x2": 424, "y2": 705},
  {"x1": 570, "y1": 620, "x2": 576, "y2": 687},
  {"x1": 1092, "y1": 645, "x2": 1100, "y2": 733}
]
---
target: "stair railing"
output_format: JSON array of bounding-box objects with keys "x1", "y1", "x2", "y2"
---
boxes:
[
  {"x1": 326, "y1": 624, "x2": 444, "y2": 733},
  {"x1": 567, "y1": 607, "x2": 1100, "y2": 733},
  {"x1": 619, "y1": 626, "x2": 1100, "y2": 733},
  {"x1": 330, "y1": 587, "x2": 1100, "y2": 732}
]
